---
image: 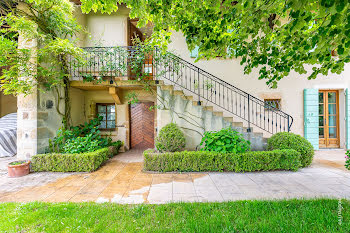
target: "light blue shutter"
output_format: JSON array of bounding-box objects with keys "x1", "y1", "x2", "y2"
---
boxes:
[
  {"x1": 190, "y1": 45, "x2": 199, "y2": 58},
  {"x1": 304, "y1": 89, "x2": 319, "y2": 150},
  {"x1": 346, "y1": 89, "x2": 350, "y2": 149}
]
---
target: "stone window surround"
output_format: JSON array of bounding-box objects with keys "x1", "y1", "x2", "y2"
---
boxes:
[{"x1": 259, "y1": 93, "x2": 283, "y2": 111}]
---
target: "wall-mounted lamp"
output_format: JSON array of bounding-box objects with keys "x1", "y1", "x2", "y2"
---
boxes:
[{"x1": 109, "y1": 77, "x2": 114, "y2": 85}]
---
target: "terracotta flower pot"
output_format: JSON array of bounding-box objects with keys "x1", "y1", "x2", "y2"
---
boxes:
[{"x1": 8, "y1": 160, "x2": 30, "y2": 178}]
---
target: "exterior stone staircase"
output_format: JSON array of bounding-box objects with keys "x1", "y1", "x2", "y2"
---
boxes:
[
  {"x1": 157, "y1": 83, "x2": 267, "y2": 151},
  {"x1": 68, "y1": 46, "x2": 293, "y2": 151}
]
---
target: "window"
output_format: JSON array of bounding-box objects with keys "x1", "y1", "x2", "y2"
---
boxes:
[
  {"x1": 96, "y1": 103, "x2": 116, "y2": 130},
  {"x1": 264, "y1": 99, "x2": 281, "y2": 110}
]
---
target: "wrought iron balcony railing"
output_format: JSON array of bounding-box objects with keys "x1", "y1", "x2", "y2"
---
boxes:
[{"x1": 68, "y1": 46, "x2": 293, "y2": 134}]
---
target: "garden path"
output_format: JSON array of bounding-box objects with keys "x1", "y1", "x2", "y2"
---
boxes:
[{"x1": 0, "y1": 150, "x2": 349, "y2": 204}]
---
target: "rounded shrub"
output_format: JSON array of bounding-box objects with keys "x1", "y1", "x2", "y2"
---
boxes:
[
  {"x1": 199, "y1": 127, "x2": 250, "y2": 153},
  {"x1": 267, "y1": 132, "x2": 314, "y2": 167},
  {"x1": 155, "y1": 123, "x2": 186, "y2": 152}
]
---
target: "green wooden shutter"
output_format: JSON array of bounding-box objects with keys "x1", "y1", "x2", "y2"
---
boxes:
[
  {"x1": 190, "y1": 46, "x2": 199, "y2": 58},
  {"x1": 304, "y1": 89, "x2": 319, "y2": 150},
  {"x1": 346, "y1": 89, "x2": 350, "y2": 149}
]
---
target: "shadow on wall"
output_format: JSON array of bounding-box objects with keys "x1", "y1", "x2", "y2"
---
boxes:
[{"x1": 0, "y1": 91, "x2": 17, "y2": 117}]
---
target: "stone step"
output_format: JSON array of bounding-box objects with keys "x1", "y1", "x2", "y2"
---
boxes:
[
  {"x1": 224, "y1": 117, "x2": 233, "y2": 122},
  {"x1": 184, "y1": 95, "x2": 193, "y2": 101},
  {"x1": 173, "y1": 90, "x2": 184, "y2": 96},
  {"x1": 160, "y1": 85, "x2": 174, "y2": 91},
  {"x1": 254, "y1": 132, "x2": 264, "y2": 137},
  {"x1": 155, "y1": 80, "x2": 165, "y2": 85},
  {"x1": 204, "y1": 106, "x2": 213, "y2": 112},
  {"x1": 232, "y1": 122, "x2": 243, "y2": 127},
  {"x1": 158, "y1": 85, "x2": 268, "y2": 151},
  {"x1": 192, "y1": 101, "x2": 202, "y2": 106},
  {"x1": 213, "y1": 112, "x2": 223, "y2": 117}
]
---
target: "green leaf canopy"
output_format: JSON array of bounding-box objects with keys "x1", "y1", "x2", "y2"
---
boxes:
[{"x1": 81, "y1": 0, "x2": 350, "y2": 87}]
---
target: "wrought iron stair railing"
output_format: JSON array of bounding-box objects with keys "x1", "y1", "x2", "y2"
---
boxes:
[{"x1": 68, "y1": 46, "x2": 293, "y2": 134}]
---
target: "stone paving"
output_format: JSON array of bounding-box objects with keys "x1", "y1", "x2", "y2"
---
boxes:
[
  {"x1": 0, "y1": 156, "x2": 74, "y2": 194},
  {"x1": 0, "y1": 149, "x2": 349, "y2": 204}
]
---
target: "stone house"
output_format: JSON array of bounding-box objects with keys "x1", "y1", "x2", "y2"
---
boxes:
[{"x1": 6, "y1": 3, "x2": 350, "y2": 159}]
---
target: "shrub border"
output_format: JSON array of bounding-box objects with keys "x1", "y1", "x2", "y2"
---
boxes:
[
  {"x1": 144, "y1": 149, "x2": 302, "y2": 172},
  {"x1": 31, "y1": 146, "x2": 119, "y2": 172}
]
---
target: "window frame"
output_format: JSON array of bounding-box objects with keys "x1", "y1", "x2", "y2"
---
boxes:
[{"x1": 96, "y1": 103, "x2": 116, "y2": 131}]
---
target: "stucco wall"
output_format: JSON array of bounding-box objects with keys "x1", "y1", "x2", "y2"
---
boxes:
[
  {"x1": 73, "y1": 6, "x2": 87, "y2": 47},
  {"x1": 167, "y1": 31, "x2": 350, "y2": 148},
  {"x1": 75, "y1": 9, "x2": 350, "y2": 149},
  {"x1": 0, "y1": 92, "x2": 17, "y2": 118},
  {"x1": 85, "y1": 7, "x2": 129, "y2": 47},
  {"x1": 36, "y1": 88, "x2": 64, "y2": 154},
  {"x1": 70, "y1": 87, "x2": 156, "y2": 151},
  {"x1": 70, "y1": 87, "x2": 86, "y2": 126}
]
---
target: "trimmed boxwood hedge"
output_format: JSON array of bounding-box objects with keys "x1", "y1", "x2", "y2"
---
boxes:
[
  {"x1": 143, "y1": 149, "x2": 302, "y2": 172},
  {"x1": 31, "y1": 147, "x2": 115, "y2": 172},
  {"x1": 267, "y1": 132, "x2": 314, "y2": 167}
]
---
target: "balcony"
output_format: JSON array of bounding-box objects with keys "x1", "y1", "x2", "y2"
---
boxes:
[{"x1": 68, "y1": 46, "x2": 154, "y2": 82}]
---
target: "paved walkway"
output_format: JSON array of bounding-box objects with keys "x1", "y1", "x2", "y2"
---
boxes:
[{"x1": 0, "y1": 150, "x2": 349, "y2": 204}]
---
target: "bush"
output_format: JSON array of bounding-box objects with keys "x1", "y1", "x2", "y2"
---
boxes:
[
  {"x1": 155, "y1": 123, "x2": 186, "y2": 152},
  {"x1": 62, "y1": 134, "x2": 123, "y2": 154},
  {"x1": 345, "y1": 151, "x2": 350, "y2": 170},
  {"x1": 63, "y1": 133, "x2": 102, "y2": 154},
  {"x1": 49, "y1": 116, "x2": 122, "y2": 154},
  {"x1": 144, "y1": 149, "x2": 301, "y2": 172},
  {"x1": 31, "y1": 147, "x2": 115, "y2": 172},
  {"x1": 267, "y1": 132, "x2": 314, "y2": 167},
  {"x1": 199, "y1": 127, "x2": 250, "y2": 153}
]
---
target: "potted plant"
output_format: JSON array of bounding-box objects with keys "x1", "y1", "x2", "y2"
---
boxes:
[{"x1": 8, "y1": 160, "x2": 30, "y2": 178}]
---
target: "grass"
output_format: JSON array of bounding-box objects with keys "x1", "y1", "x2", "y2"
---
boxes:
[{"x1": 0, "y1": 199, "x2": 349, "y2": 232}]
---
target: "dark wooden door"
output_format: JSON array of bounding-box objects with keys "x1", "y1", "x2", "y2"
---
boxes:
[{"x1": 130, "y1": 102, "x2": 155, "y2": 149}]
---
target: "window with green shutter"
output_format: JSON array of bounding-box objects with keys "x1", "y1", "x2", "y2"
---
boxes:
[
  {"x1": 304, "y1": 89, "x2": 319, "y2": 150},
  {"x1": 346, "y1": 89, "x2": 350, "y2": 149}
]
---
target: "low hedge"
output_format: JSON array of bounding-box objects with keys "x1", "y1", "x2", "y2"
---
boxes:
[
  {"x1": 31, "y1": 147, "x2": 114, "y2": 172},
  {"x1": 267, "y1": 132, "x2": 314, "y2": 167},
  {"x1": 144, "y1": 149, "x2": 302, "y2": 172}
]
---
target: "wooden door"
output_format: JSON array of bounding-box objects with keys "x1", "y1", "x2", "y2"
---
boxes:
[
  {"x1": 319, "y1": 90, "x2": 340, "y2": 148},
  {"x1": 127, "y1": 18, "x2": 153, "y2": 80},
  {"x1": 130, "y1": 102, "x2": 155, "y2": 149}
]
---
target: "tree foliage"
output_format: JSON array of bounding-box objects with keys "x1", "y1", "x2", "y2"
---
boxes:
[
  {"x1": 0, "y1": 0, "x2": 83, "y2": 95},
  {"x1": 0, "y1": 0, "x2": 84, "y2": 128},
  {"x1": 81, "y1": 0, "x2": 350, "y2": 87}
]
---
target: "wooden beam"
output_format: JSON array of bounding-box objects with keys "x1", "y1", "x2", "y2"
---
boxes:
[{"x1": 109, "y1": 87, "x2": 121, "y2": 104}]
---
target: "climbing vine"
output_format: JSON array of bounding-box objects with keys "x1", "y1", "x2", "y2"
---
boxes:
[
  {"x1": 0, "y1": 0, "x2": 84, "y2": 129},
  {"x1": 74, "y1": 38, "x2": 207, "y2": 136}
]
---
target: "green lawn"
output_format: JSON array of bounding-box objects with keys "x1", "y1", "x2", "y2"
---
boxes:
[{"x1": 0, "y1": 199, "x2": 349, "y2": 232}]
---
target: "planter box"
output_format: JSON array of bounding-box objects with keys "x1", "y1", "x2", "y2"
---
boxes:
[{"x1": 8, "y1": 161, "x2": 30, "y2": 178}]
